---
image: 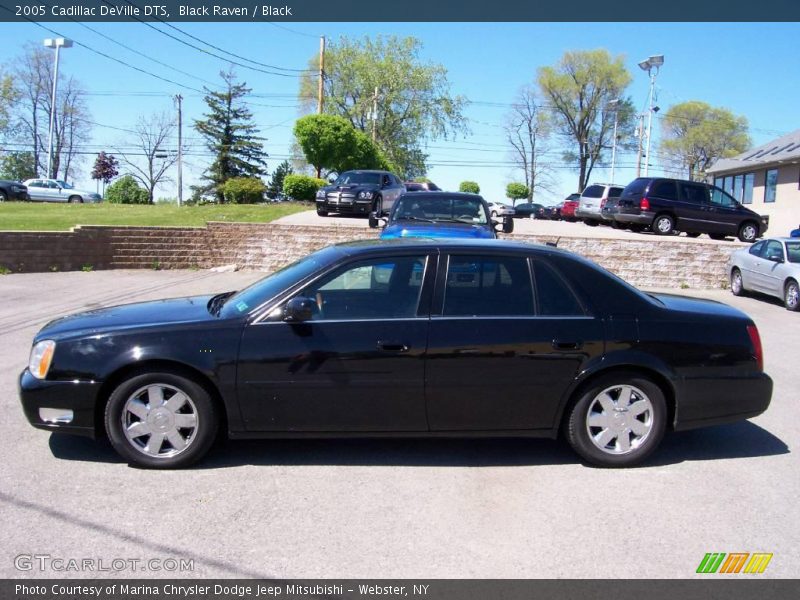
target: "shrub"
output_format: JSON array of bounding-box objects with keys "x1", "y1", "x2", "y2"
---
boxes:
[
  {"x1": 220, "y1": 177, "x2": 266, "y2": 204},
  {"x1": 283, "y1": 174, "x2": 326, "y2": 201},
  {"x1": 106, "y1": 175, "x2": 150, "y2": 204},
  {"x1": 459, "y1": 181, "x2": 480, "y2": 194}
]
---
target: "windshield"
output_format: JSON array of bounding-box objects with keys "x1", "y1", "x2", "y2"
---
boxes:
[
  {"x1": 55, "y1": 180, "x2": 73, "y2": 189},
  {"x1": 787, "y1": 242, "x2": 800, "y2": 263},
  {"x1": 333, "y1": 171, "x2": 381, "y2": 186},
  {"x1": 392, "y1": 195, "x2": 488, "y2": 225},
  {"x1": 219, "y1": 246, "x2": 341, "y2": 317}
]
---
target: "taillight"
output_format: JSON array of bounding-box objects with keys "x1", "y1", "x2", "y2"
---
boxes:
[
  {"x1": 747, "y1": 324, "x2": 763, "y2": 371},
  {"x1": 640, "y1": 197, "x2": 650, "y2": 210},
  {"x1": 601, "y1": 198, "x2": 607, "y2": 208}
]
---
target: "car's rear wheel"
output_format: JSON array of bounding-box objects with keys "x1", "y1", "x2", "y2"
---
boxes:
[
  {"x1": 566, "y1": 373, "x2": 667, "y2": 467},
  {"x1": 731, "y1": 268, "x2": 746, "y2": 296},
  {"x1": 653, "y1": 214, "x2": 675, "y2": 235},
  {"x1": 709, "y1": 233, "x2": 727, "y2": 241},
  {"x1": 68, "y1": 195, "x2": 83, "y2": 203},
  {"x1": 785, "y1": 279, "x2": 800, "y2": 312},
  {"x1": 105, "y1": 371, "x2": 218, "y2": 469},
  {"x1": 0, "y1": 190, "x2": 7, "y2": 202},
  {"x1": 738, "y1": 221, "x2": 759, "y2": 243},
  {"x1": 685, "y1": 232, "x2": 701, "y2": 238},
  {"x1": 629, "y1": 224, "x2": 645, "y2": 233},
  {"x1": 584, "y1": 219, "x2": 599, "y2": 227}
]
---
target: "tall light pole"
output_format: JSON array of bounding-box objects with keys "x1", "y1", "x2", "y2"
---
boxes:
[
  {"x1": 638, "y1": 54, "x2": 664, "y2": 177},
  {"x1": 607, "y1": 98, "x2": 620, "y2": 183},
  {"x1": 43, "y1": 38, "x2": 72, "y2": 179}
]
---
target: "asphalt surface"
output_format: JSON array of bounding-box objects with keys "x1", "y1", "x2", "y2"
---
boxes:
[{"x1": 0, "y1": 270, "x2": 797, "y2": 579}]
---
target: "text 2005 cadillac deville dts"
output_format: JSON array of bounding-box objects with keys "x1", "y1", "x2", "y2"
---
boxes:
[{"x1": 20, "y1": 239, "x2": 772, "y2": 469}]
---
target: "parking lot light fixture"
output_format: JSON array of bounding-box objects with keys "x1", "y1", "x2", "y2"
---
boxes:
[
  {"x1": 607, "y1": 99, "x2": 621, "y2": 183},
  {"x1": 638, "y1": 55, "x2": 664, "y2": 177},
  {"x1": 43, "y1": 38, "x2": 73, "y2": 179}
]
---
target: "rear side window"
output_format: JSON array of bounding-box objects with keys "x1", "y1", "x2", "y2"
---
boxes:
[
  {"x1": 582, "y1": 185, "x2": 605, "y2": 198},
  {"x1": 681, "y1": 184, "x2": 709, "y2": 204},
  {"x1": 533, "y1": 261, "x2": 585, "y2": 316},
  {"x1": 443, "y1": 255, "x2": 534, "y2": 316},
  {"x1": 649, "y1": 180, "x2": 678, "y2": 200},
  {"x1": 621, "y1": 178, "x2": 650, "y2": 197}
]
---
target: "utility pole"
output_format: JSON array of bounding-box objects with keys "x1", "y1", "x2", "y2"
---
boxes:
[
  {"x1": 44, "y1": 38, "x2": 72, "y2": 178},
  {"x1": 174, "y1": 94, "x2": 183, "y2": 206},
  {"x1": 371, "y1": 86, "x2": 379, "y2": 142},
  {"x1": 317, "y1": 36, "x2": 325, "y2": 114},
  {"x1": 635, "y1": 113, "x2": 645, "y2": 178}
]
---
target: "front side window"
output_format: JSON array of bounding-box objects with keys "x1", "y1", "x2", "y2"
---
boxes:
[
  {"x1": 443, "y1": 255, "x2": 533, "y2": 317},
  {"x1": 748, "y1": 241, "x2": 765, "y2": 256},
  {"x1": 302, "y1": 256, "x2": 426, "y2": 321},
  {"x1": 764, "y1": 169, "x2": 778, "y2": 203},
  {"x1": 710, "y1": 187, "x2": 738, "y2": 208},
  {"x1": 763, "y1": 240, "x2": 784, "y2": 262}
]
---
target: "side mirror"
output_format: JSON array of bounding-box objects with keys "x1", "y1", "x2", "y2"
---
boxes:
[
  {"x1": 284, "y1": 296, "x2": 315, "y2": 322},
  {"x1": 495, "y1": 216, "x2": 514, "y2": 234},
  {"x1": 368, "y1": 212, "x2": 387, "y2": 229},
  {"x1": 766, "y1": 254, "x2": 784, "y2": 263}
]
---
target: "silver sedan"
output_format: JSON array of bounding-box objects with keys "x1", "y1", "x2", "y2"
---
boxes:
[{"x1": 728, "y1": 237, "x2": 800, "y2": 311}]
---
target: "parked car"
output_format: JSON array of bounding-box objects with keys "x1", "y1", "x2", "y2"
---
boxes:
[
  {"x1": 23, "y1": 178, "x2": 102, "y2": 203},
  {"x1": 512, "y1": 202, "x2": 546, "y2": 219},
  {"x1": 20, "y1": 238, "x2": 772, "y2": 468},
  {"x1": 370, "y1": 192, "x2": 513, "y2": 239},
  {"x1": 560, "y1": 193, "x2": 581, "y2": 222},
  {"x1": 729, "y1": 237, "x2": 800, "y2": 311},
  {"x1": 315, "y1": 170, "x2": 405, "y2": 217},
  {"x1": 600, "y1": 196, "x2": 622, "y2": 226},
  {"x1": 576, "y1": 183, "x2": 624, "y2": 226},
  {"x1": 541, "y1": 204, "x2": 562, "y2": 220},
  {"x1": 486, "y1": 201, "x2": 515, "y2": 218},
  {"x1": 403, "y1": 181, "x2": 441, "y2": 192},
  {"x1": 614, "y1": 177, "x2": 769, "y2": 242},
  {"x1": 0, "y1": 180, "x2": 28, "y2": 201}
]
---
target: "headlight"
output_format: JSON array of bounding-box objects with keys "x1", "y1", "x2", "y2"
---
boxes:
[
  {"x1": 28, "y1": 340, "x2": 56, "y2": 380},
  {"x1": 316, "y1": 190, "x2": 326, "y2": 199},
  {"x1": 359, "y1": 191, "x2": 373, "y2": 199}
]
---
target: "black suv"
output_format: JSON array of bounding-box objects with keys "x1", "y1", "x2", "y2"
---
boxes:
[
  {"x1": 315, "y1": 170, "x2": 405, "y2": 217},
  {"x1": 614, "y1": 177, "x2": 769, "y2": 242}
]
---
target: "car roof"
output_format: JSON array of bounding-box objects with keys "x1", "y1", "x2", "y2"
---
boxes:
[{"x1": 332, "y1": 237, "x2": 575, "y2": 258}]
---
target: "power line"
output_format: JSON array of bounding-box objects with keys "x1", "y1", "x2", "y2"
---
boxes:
[{"x1": 262, "y1": 21, "x2": 320, "y2": 39}]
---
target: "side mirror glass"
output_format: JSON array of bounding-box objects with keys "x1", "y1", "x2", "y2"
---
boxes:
[
  {"x1": 284, "y1": 296, "x2": 315, "y2": 322},
  {"x1": 766, "y1": 254, "x2": 783, "y2": 263}
]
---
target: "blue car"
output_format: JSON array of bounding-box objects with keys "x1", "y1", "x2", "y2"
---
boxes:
[{"x1": 369, "y1": 192, "x2": 513, "y2": 239}]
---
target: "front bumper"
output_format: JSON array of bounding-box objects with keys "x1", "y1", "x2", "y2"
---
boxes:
[
  {"x1": 674, "y1": 372, "x2": 773, "y2": 431},
  {"x1": 18, "y1": 369, "x2": 101, "y2": 438},
  {"x1": 316, "y1": 197, "x2": 372, "y2": 214}
]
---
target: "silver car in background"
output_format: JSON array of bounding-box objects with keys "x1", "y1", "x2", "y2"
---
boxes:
[
  {"x1": 22, "y1": 178, "x2": 103, "y2": 203},
  {"x1": 486, "y1": 201, "x2": 515, "y2": 218},
  {"x1": 576, "y1": 183, "x2": 624, "y2": 226},
  {"x1": 729, "y1": 237, "x2": 800, "y2": 311}
]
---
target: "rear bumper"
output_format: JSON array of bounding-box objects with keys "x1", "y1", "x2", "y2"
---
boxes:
[
  {"x1": 614, "y1": 210, "x2": 655, "y2": 226},
  {"x1": 18, "y1": 369, "x2": 101, "y2": 438},
  {"x1": 674, "y1": 372, "x2": 772, "y2": 431}
]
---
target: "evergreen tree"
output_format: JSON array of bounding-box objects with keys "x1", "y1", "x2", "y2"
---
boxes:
[
  {"x1": 268, "y1": 160, "x2": 293, "y2": 197},
  {"x1": 194, "y1": 69, "x2": 268, "y2": 202}
]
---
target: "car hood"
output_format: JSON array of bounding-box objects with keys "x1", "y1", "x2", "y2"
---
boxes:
[
  {"x1": 380, "y1": 223, "x2": 496, "y2": 240},
  {"x1": 36, "y1": 295, "x2": 217, "y2": 340},
  {"x1": 649, "y1": 293, "x2": 749, "y2": 320}
]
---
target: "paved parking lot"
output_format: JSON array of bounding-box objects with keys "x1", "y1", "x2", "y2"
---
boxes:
[{"x1": 0, "y1": 269, "x2": 797, "y2": 578}]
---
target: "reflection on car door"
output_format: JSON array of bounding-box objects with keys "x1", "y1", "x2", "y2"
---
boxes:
[
  {"x1": 739, "y1": 241, "x2": 765, "y2": 291},
  {"x1": 27, "y1": 180, "x2": 47, "y2": 202},
  {"x1": 425, "y1": 252, "x2": 603, "y2": 431},
  {"x1": 236, "y1": 253, "x2": 433, "y2": 432},
  {"x1": 759, "y1": 240, "x2": 788, "y2": 296}
]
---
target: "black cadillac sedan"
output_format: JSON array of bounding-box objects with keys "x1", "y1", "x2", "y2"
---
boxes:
[{"x1": 20, "y1": 239, "x2": 772, "y2": 469}]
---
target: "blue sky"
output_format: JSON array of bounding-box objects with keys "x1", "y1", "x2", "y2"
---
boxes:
[{"x1": 1, "y1": 21, "x2": 799, "y2": 203}]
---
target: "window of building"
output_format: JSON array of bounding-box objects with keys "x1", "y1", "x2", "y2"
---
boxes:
[
  {"x1": 764, "y1": 169, "x2": 778, "y2": 203},
  {"x1": 723, "y1": 176, "x2": 734, "y2": 196},
  {"x1": 443, "y1": 255, "x2": 534, "y2": 317},
  {"x1": 742, "y1": 173, "x2": 754, "y2": 204},
  {"x1": 733, "y1": 174, "x2": 743, "y2": 202},
  {"x1": 713, "y1": 177, "x2": 723, "y2": 189}
]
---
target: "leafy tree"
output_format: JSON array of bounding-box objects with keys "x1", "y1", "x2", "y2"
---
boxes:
[
  {"x1": 220, "y1": 177, "x2": 266, "y2": 204},
  {"x1": 459, "y1": 181, "x2": 480, "y2": 194},
  {"x1": 117, "y1": 112, "x2": 179, "y2": 203},
  {"x1": 0, "y1": 152, "x2": 36, "y2": 181},
  {"x1": 538, "y1": 49, "x2": 635, "y2": 191},
  {"x1": 90, "y1": 152, "x2": 119, "y2": 195},
  {"x1": 283, "y1": 174, "x2": 326, "y2": 201},
  {"x1": 505, "y1": 86, "x2": 555, "y2": 200},
  {"x1": 506, "y1": 182, "x2": 530, "y2": 205},
  {"x1": 0, "y1": 70, "x2": 19, "y2": 141},
  {"x1": 659, "y1": 101, "x2": 750, "y2": 181},
  {"x1": 268, "y1": 160, "x2": 293, "y2": 197},
  {"x1": 106, "y1": 175, "x2": 150, "y2": 204},
  {"x1": 194, "y1": 69, "x2": 268, "y2": 202},
  {"x1": 299, "y1": 35, "x2": 466, "y2": 178}
]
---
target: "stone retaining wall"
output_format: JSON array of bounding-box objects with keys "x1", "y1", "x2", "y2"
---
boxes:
[{"x1": 0, "y1": 222, "x2": 740, "y2": 289}]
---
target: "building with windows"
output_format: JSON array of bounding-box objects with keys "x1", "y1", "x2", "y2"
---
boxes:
[{"x1": 706, "y1": 129, "x2": 800, "y2": 235}]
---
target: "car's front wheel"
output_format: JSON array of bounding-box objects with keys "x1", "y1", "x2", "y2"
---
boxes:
[
  {"x1": 372, "y1": 195, "x2": 383, "y2": 217},
  {"x1": 738, "y1": 221, "x2": 759, "y2": 243},
  {"x1": 105, "y1": 371, "x2": 219, "y2": 469},
  {"x1": 566, "y1": 373, "x2": 667, "y2": 467},
  {"x1": 68, "y1": 195, "x2": 83, "y2": 203},
  {"x1": 785, "y1": 279, "x2": 800, "y2": 312},
  {"x1": 731, "y1": 268, "x2": 746, "y2": 296}
]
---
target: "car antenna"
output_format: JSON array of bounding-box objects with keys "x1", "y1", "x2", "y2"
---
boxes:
[{"x1": 545, "y1": 237, "x2": 560, "y2": 248}]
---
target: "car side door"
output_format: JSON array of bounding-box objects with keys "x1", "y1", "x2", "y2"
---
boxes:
[
  {"x1": 738, "y1": 241, "x2": 766, "y2": 292},
  {"x1": 678, "y1": 182, "x2": 711, "y2": 231},
  {"x1": 26, "y1": 180, "x2": 47, "y2": 201},
  {"x1": 707, "y1": 187, "x2": 741, "y2": 235},
  {"x1": 425, "y1": 251, "x2": 604, "y2": 431},
  {"x1": 236, "y1": 252, "x2": 434, "y2": 432},
  {"x1": 760, "y1": 240, "x2": 788, "y2": 297}
]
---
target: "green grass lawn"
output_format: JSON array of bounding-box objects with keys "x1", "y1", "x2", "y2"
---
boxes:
[{"x1": 0, "y1": 201, "x2": 311, "y2": 231}]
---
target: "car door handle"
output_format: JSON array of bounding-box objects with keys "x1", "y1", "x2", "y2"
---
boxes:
[
  {"x1": 376, "y1": 341, "x2": 409, "y2": 353},
  {"x1": 552, "y1": 340, "x2": 582, "y2": 351}
]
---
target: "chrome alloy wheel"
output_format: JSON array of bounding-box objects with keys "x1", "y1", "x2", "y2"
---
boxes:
[
  {"x1": 655, "y1": 216, "x2": 673, "y2": 234},
  {"x1": 786, "y1": 281, "x2": 799, "y2": 310},
  {"x1": 585, "y1": 384, "x2": 654, "y2": 455},
  {"x1": 122, "y1": 384, "x2": 199, "y2": 458},
  {"x1": 731, "y1": 270, "x2": 743, "y2": 295}
]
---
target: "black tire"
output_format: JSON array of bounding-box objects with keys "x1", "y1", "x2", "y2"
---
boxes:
[
  {"x1": 709, "y1": 233, "x2": 727, "y2": 241},
  {"x1": 491, "y1": 210, "x2": 498, "y2": 219},
  {"x1": 730, "y1": 268, "x2": 746, "y2": 296},
  {"x1": 584, "y1": 219, "x2": 599, "y2": 227},
  {"x1": 785, "y1": 279, "x2": 800, "y2": 312},
  {"x1": 738, "y1": 221, "x2": 759, "y2": 243},
  {"x1": 610, "y1": 220, "x2": 623, "y2": 229},
  {"x1": 372, "y1": 195, "x2": 383, "y2": 217},
  {"x1": 565, "y1": 372, "x2": 667, "y2": 467},
  {"x1": 652, "y1": 213, "x2": 675, "y2": 236},
  {"x1": 629, "y1": 224, "x2": 646, "y2": 233},
  {"x1": 685, "y1": 232, "x2": 701, "y2": 238},
  {"x1": 0, "y1": 190, "x2": 7, "y2": 202},
  {"x1": 316, "y1": 207, "x2": 328, "y2": 217},
  {"x1": 68, "y1": 195, "x2": 83, "y2": 204},
  {"x1": 105, "y1": 371, "x2": 219, "y2": 469}
]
